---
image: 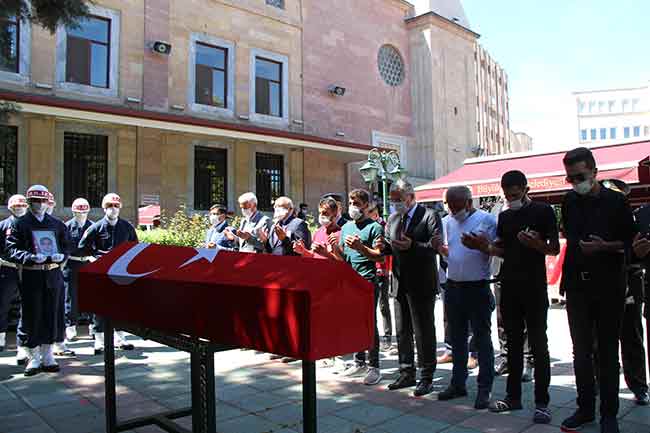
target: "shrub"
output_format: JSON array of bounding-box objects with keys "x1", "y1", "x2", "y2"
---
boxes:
[{"x1": 136, "y1": 205, "x2": 208, "y2": 247}]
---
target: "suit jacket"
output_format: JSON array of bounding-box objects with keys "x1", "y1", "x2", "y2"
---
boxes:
[
  {"x1": 237, "y1": 211, "x2": 271, "y2": 253},
  {"x1": 266, "y1": 215, "x2": 312, "y2": 256},
  {"x1": 385, "y1": 204, "x2": 439, "y2": 295}
]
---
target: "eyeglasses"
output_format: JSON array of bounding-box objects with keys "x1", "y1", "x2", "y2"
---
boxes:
[{"x1": 565, "y1": 172, "x2": 590, "y2": 183}]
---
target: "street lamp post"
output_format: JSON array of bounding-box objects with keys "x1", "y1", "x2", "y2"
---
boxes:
[{"x1": 359, "y1": 149, "x2": 407, "y2": 221}]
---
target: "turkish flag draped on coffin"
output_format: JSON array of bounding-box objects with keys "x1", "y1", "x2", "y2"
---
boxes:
[{"x1": 78, "y1": 242, "x2": 374, "y2": 361}]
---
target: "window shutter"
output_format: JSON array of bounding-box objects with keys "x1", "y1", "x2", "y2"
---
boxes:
[{"x1": 66, "y1": 36, "x2": 91, "y2": 85}]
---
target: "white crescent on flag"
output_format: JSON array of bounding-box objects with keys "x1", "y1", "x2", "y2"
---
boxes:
[{"x1": 108, "y1": 243, "x2": 161, "y2": 285}]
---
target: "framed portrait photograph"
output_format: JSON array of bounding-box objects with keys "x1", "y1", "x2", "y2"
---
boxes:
[{"x1": 32, "y1": 230, "x2": 59, "y2": 256}]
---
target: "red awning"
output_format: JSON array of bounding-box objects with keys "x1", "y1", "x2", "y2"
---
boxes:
[
  {"x1": 138, "y1": 205, "x2": 161, "y2": 226},
  {"x1": 415, "y1": 140, "x2": 650, "y2": 202}
]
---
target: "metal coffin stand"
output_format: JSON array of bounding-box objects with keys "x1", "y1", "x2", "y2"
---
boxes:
[{"x1": 103, "y1": 318, "x2": 318, "y2": 433}]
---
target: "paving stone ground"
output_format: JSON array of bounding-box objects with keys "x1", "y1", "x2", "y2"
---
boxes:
[{"x1": 1, "y1": 301, "x2": 649, "y2": 433}]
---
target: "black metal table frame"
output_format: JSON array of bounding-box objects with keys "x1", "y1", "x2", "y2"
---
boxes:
[{"x1": 103, "y1": 318, "x2": 318, "y2": 433}]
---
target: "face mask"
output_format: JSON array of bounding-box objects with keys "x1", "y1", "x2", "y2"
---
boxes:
[
  {"x1": 209, "y1": 214, "x2": 219, "y2": 226},
  {"x1": 273, "y1": 207, "x2": 289, "y2": 222},
  {"x1": 242, "y1": 208, "x2": 253, "y2": 219},
  {"x1": 319, "y1": 215, "x2": 332, "y2": 227},
  {"x1": 452, "y1": 209, "x2": 468, "y2": 222},
  {"x1": 74, "y1": 213, "x2": 88, "y2": 225},
  {"x1": 105, "y1": 207, "x2": 119, "y2": 220},
  {"x1": 45, "y1": 206, "x2": 53, "y2": 215},
  {"x1": 12, "y1": 207, "x2": 27, "y2": 217},
  {"x1": 391, "y1": 201, "x2": 407, "y2": 215},
  {"x1": 349, "y1": 205, "x2": 364, "y2": 221},
  {"x1": 507, "y1": 199, "x2": 523, "y2": 211},
  {"x1": 30, "y1": 202, "x2": 46, "y2": 216},
  {"x1": 573, "y1": 179, "x2": 593, "y2": 195}
]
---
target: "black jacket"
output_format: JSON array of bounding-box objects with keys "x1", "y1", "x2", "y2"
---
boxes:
[
  {"x1": 265, "y1": 215, "x2": 312, "y2": 256},
  {"x1": 384, "y1": 205, "x2": 439, "y2": 295}
]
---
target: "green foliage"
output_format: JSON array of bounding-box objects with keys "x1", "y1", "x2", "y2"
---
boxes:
[
  {"x1": 0, "y1": 0, "x2": 91, "y2": 33},
  {"x1": 136, "y1": 205, "x2": 208, "y2": 248}
]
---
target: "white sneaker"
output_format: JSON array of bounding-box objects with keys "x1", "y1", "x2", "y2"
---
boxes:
[
  {"x1": 318, "y1": 357, "x2": 337, "y2": 368},
  {"x1": 363, "y1": 367, "x2": 383, "y2": 386},
  {"x1": 88, "y1": 324, "x2": 95, "y2": 338},
  {"x1": 65, "y1": 326, "x2": 77, "y2": 342},
  {"x1": 0, "y1": 332, "x2": 5, "y2": 349},
  {"x1": 341, "y1": 363, "x2": 368, "y2": 378},
  {"x1": 115, "y1": 331, "x2": 134, "y2": 350},
  {"x1": 24, "y1": 347, "x2": 41, "y2": 376},
  {"x1": 40, "y1": 344, "x2": 60, "y2": 372}
]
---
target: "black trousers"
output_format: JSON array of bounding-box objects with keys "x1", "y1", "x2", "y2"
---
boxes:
[
  {"x1": 63, "y1": 260, "x2": 86, "y2": 327},
  {"x1": 0, "y1": 267, "x2": 19, "y2": 333},
  {"x1": 620, "y1": 300, "x2": 648, "y2": 394},
  {"x1": 355, "y1": 282, "x2": 380, "y2": 368},
  {"x1": 495, "y1": 281, "x2": 531, "y2": 360},
  {"x1": 566, "y1": 286, "x2": 625, "y2": 418},
  {"x1": 394, "y1": 285, "x2": 436, "y2": 380},
  {"x1": 500, "y1": 280, "x2": 551, "y2": 405},
  {"x1": 17, "y1": 270, "x2": 65, "y2": 348},
  {"x1": 377, "y1": 275, "x2": 392, "y2": 338}
]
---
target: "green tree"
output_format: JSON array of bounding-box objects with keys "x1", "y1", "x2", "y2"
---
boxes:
[{"x1": 0, "y1": 0, "x2": 91, "y2": 123}]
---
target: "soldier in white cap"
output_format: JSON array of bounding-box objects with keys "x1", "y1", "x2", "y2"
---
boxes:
[
  {"x1": 45, "y1": 192, "x2": 56, "y2": 216},
  {"x1": 6, "y1": 185, "x2": 70, "y2": 376},
  {"x1": 0, "y1": 194, "x2": 27, "y2": 354},
  {"x1": 79, "y1": 193, "x2": 137, "y2": 355},
  {"x1": 61, "y1": 198, "x2": 93, "y2": 343}
]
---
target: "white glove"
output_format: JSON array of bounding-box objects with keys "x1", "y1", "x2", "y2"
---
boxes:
[
  {"x1": 32, "y1": 253, "x2": 46, "y2": 264},
  {"x1": 51, "y1": 254, "x2": 65, "y2": 263}
]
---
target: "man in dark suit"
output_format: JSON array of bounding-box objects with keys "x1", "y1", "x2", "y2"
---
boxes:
[
  {"x1": 377, "y1": 179, "x2": 439, "y2": 396},
  {"x1": 263, "y1": 196, "x2": 312, "y2": 256}
]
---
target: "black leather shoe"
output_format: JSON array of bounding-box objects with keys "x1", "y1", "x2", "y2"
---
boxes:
[
  {"x1": 600, "y1": 416, "x2": 619, "y2": 433},
  {"x1": 561, "y1": 410, "x2": 595, "y2": 431},
  {"x1": 387, "y1": 373, "x2": 416, "y2": 390},
  {"x1": 474, "y1": 388, "x2": 491, "y2": 409},
  {"x1": 634, "y1": 390, "x2": 650, "y2": 406},
  {"x1": 24, "y1": 366, "x2": 41, "y2": 377},
  {"x1": 118, "y1": 343, "x2": 134, "y2": 351},
  {"x1": 438, "y1": 385, "x2": 468, "y2": 401},
  {"x1": 94, "y1": 348, "x2": 104, "y2": 356},
  {"x1": 16, "y1": 357, "x2": 27, "y2": 366},
  {"x1": 413, "y1": 379, "x2": 434, "y2": 397},
  {"x1": 42, "y1": 364, "x2": 60, "y2": 373}
]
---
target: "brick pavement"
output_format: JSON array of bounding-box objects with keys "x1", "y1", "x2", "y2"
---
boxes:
[{"x1": 0, "y1": 304, "x2": 649, "y2": 433}]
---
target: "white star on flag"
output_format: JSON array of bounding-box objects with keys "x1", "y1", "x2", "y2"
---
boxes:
[{"x1": 179, "y1": 247, "x2": 220, "y2": 269}]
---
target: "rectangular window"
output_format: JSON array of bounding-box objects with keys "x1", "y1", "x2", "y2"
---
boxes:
[
  {"x1": 66, "y1": 16, "x2": 110, "y2": 88},
  {"x1": 590, "y1": 129, "x2": 597, "y2": 140},
  {"x1": 634, "y1": 126, "x2": 641, "y2": 137},
  {"x1": 624, "y1": 127, "x2": 630, "y2": 138},
  {"x1": 598, "y1": 101, "x2": 605, "y2": 113},
  {"x1": 194, "y1": 146, "x2": 227, "y2": 211},
  {"x1": 645, "y1": 126, "x2": 650, "y2": 137},
  {"x1": 588, "y1": 101, "x2": 596, "y2": 113},
  {"x1": 255, "y1": 153, "x2": 284, "y2": 211},
  {"x1": 608, "y1": 101, "x2": 615, "y2": 112},
  {"x1": 622, "y1": 100, "x2": 629, "y2": 113},
  {"x1": 195, "y1": 43, "x2": 227, "y2": 108},
  {"x1": 255, "y1": 57, "x2": 283, "y2": 117},
  {"x1": 266, "y1": 0, "x2": 285, "y2": 8},
  {"x1": 0, "y1": 126, "x2": 18, "y2": 204},
  {"x1": 63, "y1": 132, "x2": 108, "y2": 207},
  {"x1": 610, "y1": 128, "x2": 616, "y2": 139},
  {"x1": 578, "y1": 102, "x2": 585, "y2": 113},
  {"x1": 580, "y1": 129, "x2": 587, "y2": 141},
  {"x1": 600, "y1": 128, "x2": 607, "y2": 140},
  {"x1": 0, "y1": 16, "x2": 19, "y2": 73}
]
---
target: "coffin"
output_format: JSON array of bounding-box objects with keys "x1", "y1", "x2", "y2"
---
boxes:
[{"x1": 78, "y1": 242, "x2": 374, "y2": 361}]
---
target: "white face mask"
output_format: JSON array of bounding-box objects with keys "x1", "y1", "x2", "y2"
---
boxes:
[
  {"x1": 30, "y1": 202, "x2": 46, "y2": 216},
  {"x1": 74, "y1": 212, "x2": 88, "y2": 225},
  {"x1": 209, "y1": 214, "x2": 220, "y2": 226},
  {"x1": 391, "y1": 201, "x2": 408, "y2": 215},
  {"x1": 319, "y1": 215, "x2": 332, "y2": 227},
  {"x1": 11, "y1": 206, "x2": 27, "y2": 217},
  {"x1": 507, "y1": 199, "x2": 524, "y2": 211},
  {"x1": 452, "y1": 209, "x2": 469, "y2": 222},
  {"x1": 573, "y1": 179, "x2": 593, "y2": 195},
  {"x1": 105, "y1": 207, "x2": 120, "y2": 220},
  {"x1": 349, "y1": 205, "x2": 364, "y2": 221},
  {"x1": 273, "y1": 207, "x2": 290, "y2": 222},
  {"x1": 242, "y1": 208, "x2": 253, "y2": 219}
]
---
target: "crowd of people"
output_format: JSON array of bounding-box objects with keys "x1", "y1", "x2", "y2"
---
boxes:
[{"x1": 1, "y1": 146, "x2": 650, "y2": 433}]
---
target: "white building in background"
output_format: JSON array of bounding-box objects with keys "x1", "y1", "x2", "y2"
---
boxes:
[{"x1": 574, "y1": 84, "x2": 650, "y2": 146}]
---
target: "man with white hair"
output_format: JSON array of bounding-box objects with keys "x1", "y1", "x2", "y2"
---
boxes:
[
  {"x1": 263, "y1": 196, "x2": 311, "y2": 257},
  {"x1": 225, "y1": 192, "x2": 271, "y2": 254},
  {"x1": 433, "y1": 185, "x2": 497, "y2": 409},
  {"x1": 0, "y1": 194, "x2": 27, "y2": 353}
]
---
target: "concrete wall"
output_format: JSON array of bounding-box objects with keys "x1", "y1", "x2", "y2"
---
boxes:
[{"x1": 302, "y1": 0, "x2": 413, "y2": 145}]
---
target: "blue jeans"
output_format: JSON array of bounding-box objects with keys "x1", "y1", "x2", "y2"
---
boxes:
[{"x1": 445, "y1": 280, "x2": 495, "y2": 391}]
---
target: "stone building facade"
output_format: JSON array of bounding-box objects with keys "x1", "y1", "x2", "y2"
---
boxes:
[{"x1": 0, "y1": 0, "x2": 489, "y2": 222}]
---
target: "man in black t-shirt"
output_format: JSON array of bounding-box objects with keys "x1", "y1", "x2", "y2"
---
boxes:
[{"x1": 468, "y1": 170, "x2": 560, "y2": 424}]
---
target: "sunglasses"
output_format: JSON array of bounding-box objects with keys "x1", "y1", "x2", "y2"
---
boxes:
[{"x1": 565, "y1": 172, "x2": 591, "y2": 183}]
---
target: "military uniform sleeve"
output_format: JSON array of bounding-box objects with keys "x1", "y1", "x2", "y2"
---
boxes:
[
  {"x1": 78, "y1": 224, "x2": 97, "y2": 257},
  {"x1": 6, "y1": 220, "x2": 37, "y2": 265}
]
